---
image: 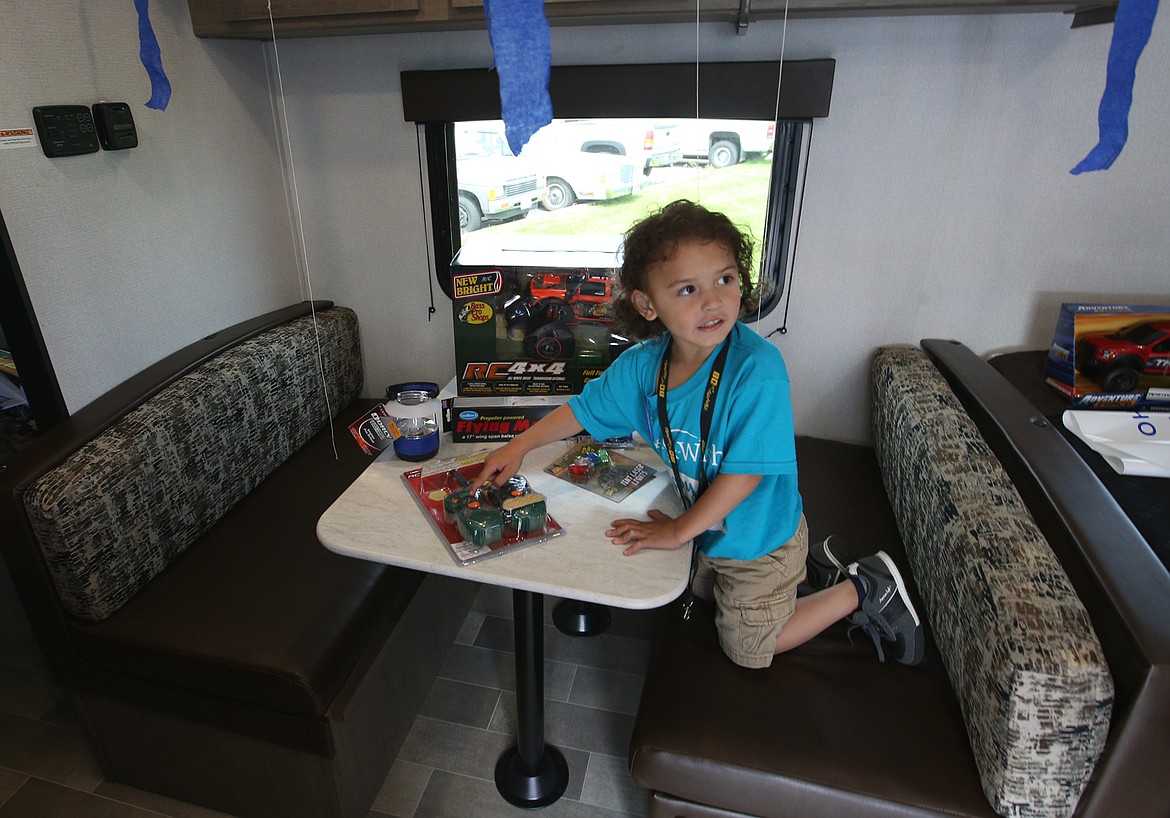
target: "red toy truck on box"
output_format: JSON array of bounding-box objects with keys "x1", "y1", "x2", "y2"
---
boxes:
[
  {"x1": 1043, "y1": 304, "x2": 1170, "y2": 409},
  {"x1": 503, "y1": 271, "x2": 615, "y2": 360},
  {"x1": 1076, "y1": 320, "x2": 1170, "y2": 393},
  {"x1": 526, "y1": 272, "x2": 613, "y2": 320}
]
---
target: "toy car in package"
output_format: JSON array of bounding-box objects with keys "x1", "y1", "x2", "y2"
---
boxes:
[
  {"x1": 401, "y1": 450, "x2": 564, "y2": 565},
  {"x1": 1044, "y1": 303, "x2": 1170, "y2": 410},
  {"x1": 544, "y1": 442, "x2": 657, "y2": 502}
]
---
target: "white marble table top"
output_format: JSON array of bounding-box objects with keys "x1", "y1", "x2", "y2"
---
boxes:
[{"x1": 318, "y1": 438, "x2": 692, "y2": 610}]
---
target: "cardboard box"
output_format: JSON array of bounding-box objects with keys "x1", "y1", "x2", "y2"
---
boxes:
[
  {"x1": 451, "y1": 394, "x2": 568, "y2": 442},
  {"x1": 348, "y1": 404, "x2": 396, "y2": 456},
  {"x1": 1043, "y1": 303, "x2": 1170, "y2": 410},
  {"x1": 450, "y1": 238, "x2": 631, "y2": 398}
]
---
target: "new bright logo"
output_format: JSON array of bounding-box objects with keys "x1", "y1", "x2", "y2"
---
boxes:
[{"x1": 452, "y1": 271, "x2": 502, "y2": 300}]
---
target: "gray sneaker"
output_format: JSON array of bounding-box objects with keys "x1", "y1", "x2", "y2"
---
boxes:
[
  {"x1": 804, "y1": 535, "x2": 862, "y2": 591},
  {"x1": 846, "y1": 552, "x2": 924, "y2": 666}
]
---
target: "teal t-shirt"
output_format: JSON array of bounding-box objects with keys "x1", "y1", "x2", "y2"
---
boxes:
[{"x1": 568, "y1": 322, "x2": 802, "y2": 560}]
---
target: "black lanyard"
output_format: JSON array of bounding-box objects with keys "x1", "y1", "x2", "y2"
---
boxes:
[{"x1": 656, "y1": 335, "x2": 731, "y2": 619}]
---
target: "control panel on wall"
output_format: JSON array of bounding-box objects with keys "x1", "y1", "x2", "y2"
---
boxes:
[
  {"x1": 32, "y1": 105, "x2": 99, "y2": 157},
  {"x1": 32, "y1": 102, "x2": 138, "y2": 157}
]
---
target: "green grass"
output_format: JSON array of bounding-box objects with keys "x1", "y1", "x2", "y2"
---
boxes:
[{"x1": 486, "y1": 159, "x2": 774, "y2": 262}]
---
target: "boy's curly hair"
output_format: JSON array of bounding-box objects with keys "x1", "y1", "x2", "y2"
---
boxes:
[{"x1": 615, "y1": 199, "x2": 760, "y2": 339}]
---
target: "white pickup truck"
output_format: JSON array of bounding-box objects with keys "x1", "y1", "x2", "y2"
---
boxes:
[
  {"x1": 675, "y1": 119, "x2": 776, "y2": 168},
  {"x1": 459, "y1": 121, "x2": 646, "y2": 211},
  {"x1": 454, "y1": 150, "x2": 545, "y2": 232},
  {"x1": 539, "y1": 119, "x2": 683, "y2": 176},
  {"x1": 453, "y1": 129, "x2": 546, "y2": 232}
]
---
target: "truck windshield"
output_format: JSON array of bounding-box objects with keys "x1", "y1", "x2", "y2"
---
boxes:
[{"x1": 1115, "y1": 323, "x2": 1162, "y2": 345}]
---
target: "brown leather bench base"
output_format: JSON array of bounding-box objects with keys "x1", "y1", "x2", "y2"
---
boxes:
[{"x1": 78, "y1": 570, "x2": 478, "y2": 818}]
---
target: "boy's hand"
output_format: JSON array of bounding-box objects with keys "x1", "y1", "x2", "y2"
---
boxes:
[
  {"x1": 607, "y1": 510, "x2": 685, "y2": 556},
  {"x1": 473, "y1": 403, "x2": 585, "y2": 490},
  {"x1": 474, "y1": 442, "x2": 525, "y2": 489}
]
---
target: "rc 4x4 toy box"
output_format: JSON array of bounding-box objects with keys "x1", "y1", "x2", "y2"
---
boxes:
[
  {"x1": 449, "y1": 239, "x2": 631, "y2": 398},
  {"x1": 1043, "y1": 303, "x2": 1170, "y2": 409}
]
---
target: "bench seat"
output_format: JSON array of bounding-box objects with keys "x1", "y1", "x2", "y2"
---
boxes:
[
  {"x1": 68, "y1": 403, "x2": 408, "y2": 721},
  {"x1": 0, "y1": 302, "x2": 477, "y2": 817},
  {"x1": 629, "y1": 343, "x2": 1137, "y2": 818},
  {"x1": 632, "y1": 437, "x2": 999, "y2": 818}
]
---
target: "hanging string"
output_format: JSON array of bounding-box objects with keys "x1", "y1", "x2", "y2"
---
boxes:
[
  {"x1": 690, "y1": 0, "x2": 790, "y2": 331},
  {"x1": 768, "y1": 120, "x2": 812, "y2": 338},
  {"x1": 762, "y1": 0, "x2": 791, "y2": 330},
  {"x1": 415, "y1": 127, "x2": 438, "y2": 321},
  {"x1": 265, "y1": 53, "x2": 305, "y2": 302},
  {"x1": 772, "y1": 0, "x2": 790, "y2": 131},
  {"x1": 688, "y1": 1, "x2": 794, "y2": 336},
  {"x1": 694, "y1": 0, "x2": 702, "y2": 203},
  {"x1": 266, "y1": 2, "x2": 339, "y2": 459}
]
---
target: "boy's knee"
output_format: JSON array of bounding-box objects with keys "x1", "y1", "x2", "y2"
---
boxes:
[{"x1": 713, "y1": 587, "x2": 795, "y2": 669}]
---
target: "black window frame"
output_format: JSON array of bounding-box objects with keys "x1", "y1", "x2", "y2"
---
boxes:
[
  {"x1": 0, "y1": 208, "x2": 67, "y2": 434},
  {"x1": 403, "y1": 60, "x2": 834, "y2": 311}
]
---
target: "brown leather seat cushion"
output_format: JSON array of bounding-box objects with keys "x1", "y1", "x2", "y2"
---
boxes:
[
  {"x1": 69, "y1": 400, "x2": 420, "y2": 720},
  {"x1": 629, "y1": 437, "x2": 997, "y2": 818}
]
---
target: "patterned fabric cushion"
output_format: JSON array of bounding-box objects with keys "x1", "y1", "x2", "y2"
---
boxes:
[
  {"x1": 871, "y1": 345, "x2": 1113, "y2": 818},
  {"x1": 24, "y1": 307, "x2": 363, "y2": 622}
]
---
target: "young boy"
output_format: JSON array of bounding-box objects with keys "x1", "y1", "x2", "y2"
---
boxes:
[{"x1": 476, "y1": 200, "x2": 923, "y2": 667}]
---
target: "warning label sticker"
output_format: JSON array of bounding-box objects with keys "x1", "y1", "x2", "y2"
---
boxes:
[{"x1": 0, "y1": 128, "x2": 35, "y2": 150}]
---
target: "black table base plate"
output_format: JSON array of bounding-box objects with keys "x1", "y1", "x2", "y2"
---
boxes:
[
  {"x1": 494, "y1": 744, "x2": 569, "y2": 808},
  {"x1": 553, "y1": 599, "x2": 611, "y2": 636}
]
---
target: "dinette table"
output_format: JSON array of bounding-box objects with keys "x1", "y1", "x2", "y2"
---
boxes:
[{"x1": 317, "y1": 438, "x2": 691, "y2": 808}]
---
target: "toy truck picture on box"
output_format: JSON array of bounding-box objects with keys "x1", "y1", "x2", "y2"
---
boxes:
[
  {"x1": 504, "y1": 271, "x2": 614, "y2": 359},
  {"x1": 1043, "y1": 303, "x2": 1170, "y2": 409},
  {"x1": 450, "y1": 241, "x2": 632, "y2": 397},
  {"x1": 1076, "y1": 321, "x2": 1170, "y2": 392}
]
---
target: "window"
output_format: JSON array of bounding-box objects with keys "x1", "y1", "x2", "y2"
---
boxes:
[
  {"x1": 403, "y1": 61, "x2": 833, "y2": 319},
  {"x1": 447, "y1": 116, "x2": 806, "y2": 317}
]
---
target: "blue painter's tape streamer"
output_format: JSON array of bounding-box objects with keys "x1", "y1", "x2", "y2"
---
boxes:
[
  {"x1": 484, "y1": 0, "x2": 552, "y2": 155},
  {"x1": 1071, "y1": 0, "x2": 1160, "y2": 174},
  {"x1": 135, "y1": 0, "x2": 172, "y2": 111}
]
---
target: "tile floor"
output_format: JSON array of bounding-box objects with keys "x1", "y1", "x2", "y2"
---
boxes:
[{"x1": 0, "y1": 584, "x2": 663, "y2": 817}]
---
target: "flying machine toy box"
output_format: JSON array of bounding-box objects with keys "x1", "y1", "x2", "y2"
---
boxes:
[
  {"x1": 449, "y1": 238, "x2": 632, "y2": 399},
  {"x1": 1043, "y1": 303, "x2": 1170, "y2": 410},
  {"x1": 451, "y1": 394, "x2": 568, "y2": 442}
]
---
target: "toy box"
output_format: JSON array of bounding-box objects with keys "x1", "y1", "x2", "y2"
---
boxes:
[
  {"x1": 1043, "y1": 303, "x2": 1170, "y2": 409},
  {"x1": 451, "y1": 395, "x2": 567, "y2": 442},
  {"x1": 450, "y1": 238, "x2": 631, "y2": 398}
]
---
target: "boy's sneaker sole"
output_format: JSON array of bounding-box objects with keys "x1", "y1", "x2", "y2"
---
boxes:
[{"x1": 847, "y1": 551, "x2": 924, "y2": 666}]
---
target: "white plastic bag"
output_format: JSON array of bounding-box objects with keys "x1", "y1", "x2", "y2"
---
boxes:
[{"x1": 1063, "y1": 410, "x2": 1170, "y2": 477}]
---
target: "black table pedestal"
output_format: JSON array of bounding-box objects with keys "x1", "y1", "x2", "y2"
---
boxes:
[
  {"x1": 552, "y1": 598, "x2": 611, "y2": 636},
  {"x1": 495, "y1": 590, "x2": 569, "y2": 808}
]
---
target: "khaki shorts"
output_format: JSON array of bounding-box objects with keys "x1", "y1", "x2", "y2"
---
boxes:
[{"x1": 691, "y1": 515, "x2": 808, "y2": 669}]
